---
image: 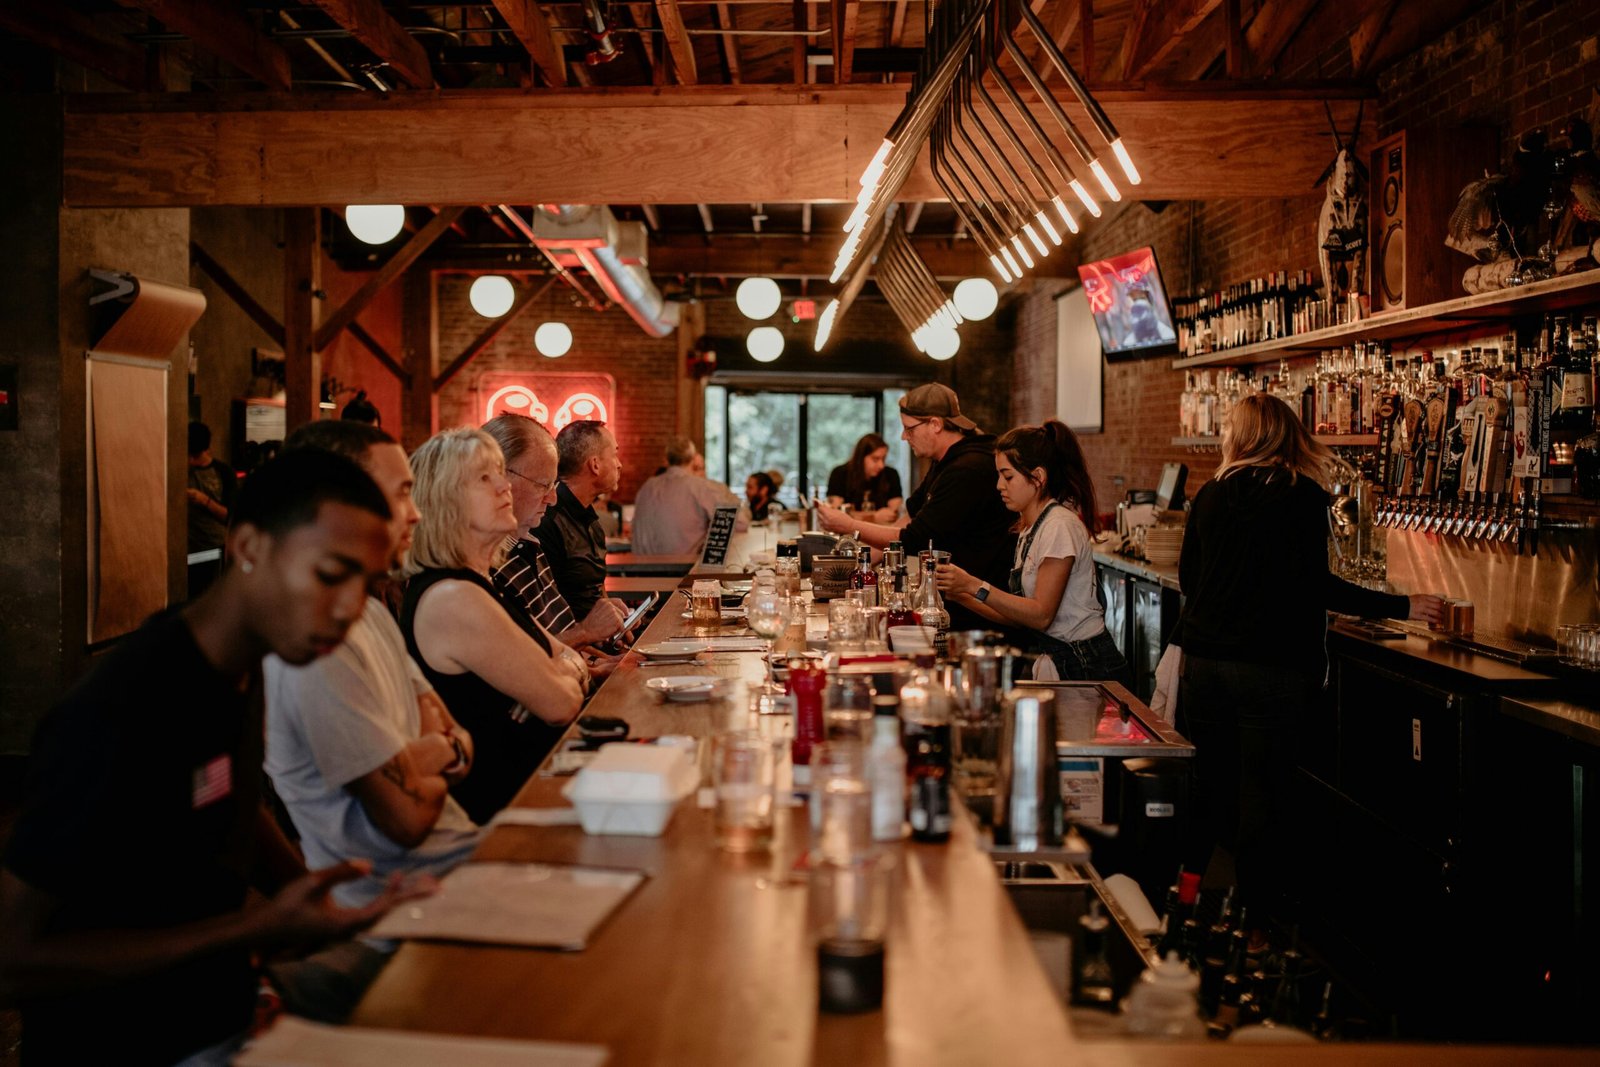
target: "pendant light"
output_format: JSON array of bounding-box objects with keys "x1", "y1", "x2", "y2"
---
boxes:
[
  {"x1": 344, "y1": 204, "x2": 405, "y2": 245},
  {"x1": 469, "y1": 275, "x2": 516, "y2": 318},
  {"x1": 736, "y1": 277, "x2": 783, "y2": 320},
  {"x1": 534, "y1": 321, "x2": 573, "y2": 358}
]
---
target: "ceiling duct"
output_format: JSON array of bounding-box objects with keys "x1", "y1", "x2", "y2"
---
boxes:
[{"x1": 532, "y1": 205, "x2": 680, "y2": 338}]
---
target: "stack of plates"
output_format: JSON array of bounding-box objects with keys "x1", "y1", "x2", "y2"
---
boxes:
[{"x1": 1143, "y1": 525, "x2": 1185, "y2": 566}]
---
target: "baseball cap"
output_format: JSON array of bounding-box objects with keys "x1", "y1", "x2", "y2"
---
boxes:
[{"x1": 898, "y1": 382, "x2": 978, "y2": 433}]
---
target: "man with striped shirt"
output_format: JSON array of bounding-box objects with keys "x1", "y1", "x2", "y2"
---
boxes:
[{"x1": 483, "y1": 415, "x2": 628, "y2": 680}]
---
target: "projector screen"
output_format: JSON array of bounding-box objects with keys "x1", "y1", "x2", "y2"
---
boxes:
[{"x1": 1055, "y1": 285, "x2": 1103, "y2": 433}]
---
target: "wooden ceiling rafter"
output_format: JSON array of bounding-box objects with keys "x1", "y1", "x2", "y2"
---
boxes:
[
  {"x1": 115, "y1": 0, "x2": 292, "y2": 91},
  {"x1": 792, "y1": 0, "x2": 808, "y2": 83},
  {"x1": 833, "y1": 0, "x2": 860, "y2": 83},
  {"x1": 1022, "y1": 0, "x2": 1082, "y2": 83},
  {"x1": 1353, "y1": 0, "x2": 1486, "y2": 76},
  {"x1": 1349, "y1": 0, "x2": 1402, "y2": 75},
  {"x1": 301, "y1": 0, "x2": 435, "y2": 89},
  {"x1": 0, "y1": 1, "x2": 154, "y2": 92},
  {"x1": 655, "y1": 0, "x2": 699, "y2": 84},
  {"x1": 1118, "y1": 0, "x2": 1221, "y2": 81},
  {"x1": 489, "y1": 0, "x2": 569, "y2": 88},
  {"x1": 315, "y1": 205, "x2": 467, "y2": 351},
  {"x1": 715, "y1": 2, "x2": 742, "y2": 82},
  {"x1": 627, "y1": 4, "x2": 660, "y2": 77}
]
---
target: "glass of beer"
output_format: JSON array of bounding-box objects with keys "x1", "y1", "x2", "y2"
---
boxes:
[{"x1": 690, "y1": 579, "x2": 723, "y2": 632}]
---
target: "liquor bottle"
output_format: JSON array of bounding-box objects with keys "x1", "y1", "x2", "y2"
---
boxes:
[
  {"x1": 912, "y1": 563, "x2": 950, "y2": 658},
  {"x1": 1268, "y1": 946, "x2": 1306, "y2": 1029},
  {"x1": 1237, "y1": 968, "x2": 1270, "y2": 1027},
  {"x1": 1198, "y1": 891, "x2": 1237, "y2": 1014},
  {"x1": 875, "y1": 541, "x2": 903, "y2": 601},
  {"x1": 900, "y1": 654, "x2": 952, "y2": 842},
  {"x1": 1550, "y1": 313, "x2": 1593, "y2": 494},
  {"x1": 1156, "y1": 869, "x2": 1201, "y2": 960},
  {"x1": 884, "y1": 578, "x2": 918, "y2": 632},
  {"x1": 849, "y1": 545, "x2": 877, "y2": 596},
  {"x1": 1073, "y1": 900, "x2": 1117, "y2": 1007},
  {"x1": 1212, "y1": 927, "x2": 1252, "y2": 1033},
  {"x1": 868, "y1": 695, "x2": 907, "y2": 842},
  {"x1": 1310, "y1": 980, "x2": 1337, "y2": 1041},
  {"x1": 1574, "y1": 318, "x2": 1600, "y2": 498}
]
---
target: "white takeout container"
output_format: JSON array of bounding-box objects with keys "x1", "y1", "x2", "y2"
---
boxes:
[{"x1": 561, "y1": 743, "x2": 698, "y2": 836}]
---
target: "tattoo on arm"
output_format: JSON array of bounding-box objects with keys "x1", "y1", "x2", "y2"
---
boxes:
[{"x1": 379, "y1": 756, "x2": 428, "y2": 804}]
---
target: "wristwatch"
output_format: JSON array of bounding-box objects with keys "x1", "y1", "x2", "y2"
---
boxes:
[
  {"x1": 975, "y1": 583, "x2": 991, "y2": 603},
  {"x1": 443, "y1": 730, "x2": 468, "y2": 774}
]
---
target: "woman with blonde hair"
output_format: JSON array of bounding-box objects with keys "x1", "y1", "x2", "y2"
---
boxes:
[
  {"x1": 1174, "y1": 392, "x2": 1442, "y2": 922},
  {"x1": 400, "y1": 427, "x2": 586, "y2": 823}
]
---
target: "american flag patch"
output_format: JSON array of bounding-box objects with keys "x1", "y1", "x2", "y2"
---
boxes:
[{"x1": 191, "y1": 754, "x2": 233, "y2": 809}]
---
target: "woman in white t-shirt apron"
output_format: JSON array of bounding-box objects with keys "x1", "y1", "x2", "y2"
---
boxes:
[{"x1": 934, "y1": 420, "x2": 1133, "y2": 688}]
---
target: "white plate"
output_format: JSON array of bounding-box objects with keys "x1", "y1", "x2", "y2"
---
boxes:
[
  {"x1": 636, "y1": 641, "x2": 709, "y2": 661},
  {"x1": 644, "y1": 675, "x2": 724, "y2": 702}
]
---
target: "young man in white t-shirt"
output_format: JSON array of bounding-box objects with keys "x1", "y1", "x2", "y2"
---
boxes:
[{"x1": 266, "y1": 422, "x2": 482, "y2": 911}]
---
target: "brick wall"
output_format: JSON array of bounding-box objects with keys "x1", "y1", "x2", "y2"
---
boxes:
[{"x1": 1009, "y1": 0, "x2": 1599, "y2": 513}]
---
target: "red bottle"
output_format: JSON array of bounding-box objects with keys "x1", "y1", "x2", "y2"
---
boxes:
[{"x1": 787, "y1": 661, "x2": 827, "y2": 767}]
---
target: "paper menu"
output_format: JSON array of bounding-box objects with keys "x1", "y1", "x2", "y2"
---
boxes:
[
  {"x1": 369, "y1": 863, "x2": 646, "y2": 950},
  {"x1": 236, "y1": 1016, "x2": 608, "y2": 1066}
]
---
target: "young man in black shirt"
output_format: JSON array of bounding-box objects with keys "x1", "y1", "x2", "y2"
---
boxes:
[
  {"x1": 0, "y1": 450, "x2": 426, "y2": 1065},
  {"x1": 815, "y1": 383, "x2": 1015, "y2": 631},
  {"x1": 538, "y1": 420, "x2": 622, "y2": 619}
]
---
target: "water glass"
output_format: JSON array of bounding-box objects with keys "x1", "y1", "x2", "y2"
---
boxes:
[
  {"x1": 828, "y1": 601, "x2": 868, "y2": 653},
  {"x1": 824, "y1": 674, "x2": 876, "y2": 741},
  {"x1": 713, "y1": 731, "x2": 778, "y2": 853},
  {"x1": 954, "y1": 647, "x2": 1016, "y2": 799},
  {"x1": 809, "y1": 741, "x2": 870, "y2": 864},
  {"x1": 1576, "y1": 624, "x2": 1600, "y2": 671}
]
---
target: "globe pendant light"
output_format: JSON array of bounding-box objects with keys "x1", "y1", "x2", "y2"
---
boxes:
[
  {"x1": 736, "y1": 277, "x2": 782, "y2": 320},
  {"x1": 746, "y1": 326, "x2": 785, "y2": 363},
  {"x1": 924, "y1": 328, "x2": 960, "y2": 362},
  {"x1": 534, "y1": 321, "x2": 573, "y2": 358},
  {"x1": 953, "y1": 277, "x2": 999, "y2": 321},
  {"x1": 469, "y1": 276, "x2": 516, "y2": 318},
  {"x1": 344, "y1": 204, "x2": 405, "y2": 245}
]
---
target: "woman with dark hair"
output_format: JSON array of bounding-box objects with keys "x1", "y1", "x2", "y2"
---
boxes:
[
  {"x1": 341, "y1": 390, "x2": 382, "y2": 427},
  {"x1": 826, "y1": 433, "x2": 904, "y2": 523},
  {"x1": 934, "y1": 419, "x2": 1130, "y2": 686},
  {"x1": 744, "y1": 471, "x2": 777, "y2": 521},
  {"x1": 1174, "y1": 392, "x2": 1442, "y2": 918}
]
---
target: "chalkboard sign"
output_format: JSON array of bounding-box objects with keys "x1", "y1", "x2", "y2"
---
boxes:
[{"x1": 701, "y1": 505, "x2": 739, "y2": 564}]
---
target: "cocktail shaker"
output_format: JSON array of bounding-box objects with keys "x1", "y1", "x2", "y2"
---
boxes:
[{"x1": 993, "y1": 689, "x2": 1064, "y2": 851}]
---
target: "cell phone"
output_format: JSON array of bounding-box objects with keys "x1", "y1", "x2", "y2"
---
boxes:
[{"x1": 617, "y1": 592, "x2": 657, "y2": 635}]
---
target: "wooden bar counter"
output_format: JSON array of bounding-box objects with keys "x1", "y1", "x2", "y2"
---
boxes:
[{"x1": 353, "y1": 532, "x2": 1594, "y2": 1065}]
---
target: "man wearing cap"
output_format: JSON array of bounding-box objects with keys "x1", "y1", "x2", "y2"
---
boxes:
[{"x1": 815, "y1": 383, "x2": 1014, "y2": 631}]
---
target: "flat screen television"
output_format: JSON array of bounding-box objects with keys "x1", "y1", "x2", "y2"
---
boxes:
[{"x1": 1076, "y1": 246, "x2": 1177, "y2": 358}]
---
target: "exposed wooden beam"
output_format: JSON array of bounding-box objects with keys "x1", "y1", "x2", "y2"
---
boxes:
[
  {"x1": 316, "y1": 206, "x2": 467, "y2": 351},
  {"x1": 626, "y1": 4, "x2": 658, "y2": 75},
  {"x1": 302, "y1": 0, "x2": 435, "y2": 89},
  {"x1": 1224, "y1": 0, "x2": 1245, "y2": 78},
  {"x1": 656, "y1": 0, "x2": 699, "y2": 84},
  {"x1": 697, "y1": 203, "x2": 715, "y2": 234},
  {"x1": 1349, "y1": 0, "x2": 1401, "y2": 75},
  {"x1": 641, "y1": 203, "x2": 662, "y2": 230},
  {"x1": 715, "y1": 3, "x2": 742, "y2": 83},
  {"x1": 801, "y1": 202, "x2": 813, "y2": 239},
  {"x1": 833, "y1": 0, "x2": 860, "y2": 83},
  {"x1": 888, "y1": 0, "x2": 908, "y2": 46},
  {"x1": 435, "y1": 277, "x2": 556, "y2": 389},
  {"x1": 116, "y1": 0, "x2": 292, "y2": 91},
  {"x1": 283, "y1": 209, "x2": 321, "y2": 432},
  {"x1": 903, "y1": 201, "x2": 924, "y2": 233},
  {"x1": 347, "y1": 321, "x2": 408, "y2": 382},
  {"x1": 1271, "y1": 0, "x2": 1390, "y2": 81},
  {"x1": 793, "y1": 0, "x2": 808, "y2": 83},
  {"x1": 0, "y1": 1, "x2": 153, "y2": 92},
  {"x1": 62, "y1": 85, "x2": 1376, "y2": 206},
  {"x1": 490, "y1": 0, "x2": 569, "y2": 88},
  {"x1": 1081, "y1": 0, "x2": 1094, "y2": 75},
  {"x1": 190, "y1": 241, "x2": 285, "y2": 345},
  {"x1": 1357, "y1": 0, "x2": 1481, "y2": 75},
  {"x1": 1169, "y1": 0, "x2": 1316, "y2": 81},
  {"x1": 1119, "y1": 0, "x2": 1220, "y2": 81}
]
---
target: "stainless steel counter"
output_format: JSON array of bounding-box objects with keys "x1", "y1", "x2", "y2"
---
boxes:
[
  {"x1": 1090, "y1": 548, "x2": 1181, "y2": 591},
  {"x1": 1500, "y1": 694, "x2": 1600, "y2": 748}
]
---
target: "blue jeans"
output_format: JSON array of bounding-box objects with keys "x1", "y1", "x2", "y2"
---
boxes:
[{"x1": 1177, "y1": 654, "x2": 1318, "y2": 920}]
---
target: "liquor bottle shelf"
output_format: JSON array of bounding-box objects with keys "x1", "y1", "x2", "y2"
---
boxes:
[
  {"x1": 1171, "y1": 269, "x2": 1600, "y2": 370},
  {"x1": 1170, "y1": 434, "x2": 1379, "y2": 448}
]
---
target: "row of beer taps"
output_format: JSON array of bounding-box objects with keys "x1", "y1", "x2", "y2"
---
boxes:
[{"x1": 1373, "y1": 494, "x2": 1538, "y2": 543}]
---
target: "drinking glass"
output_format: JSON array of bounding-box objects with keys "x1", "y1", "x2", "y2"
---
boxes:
[
  {"x1": 1558, "y1": 623, "x2": 1581, "y2": 665},
  {"x1": 809, "y1": 740, "x2": 870, "y2": 864},
  {"x1": 828, "y1": 601, "x2": 867, "y2": 653},
  {"x1": 714, "y1": 731, "x2": 778, "y2": 853},
  {"x1": 824, "y1": 674, "x2": 876, "y2": 742},
  {"x1": 691, "y1": 579, "x2": 723, "y2": 632},
  {"x1": 1578, "y1": 624, "x2": 1600, "y2": 671},
  {"x1": 954, "y1": 647, "x2": 1016, "y2": 799},
  {"x1": 747, "y1": 587, "x2": 795, "y2": 685}
]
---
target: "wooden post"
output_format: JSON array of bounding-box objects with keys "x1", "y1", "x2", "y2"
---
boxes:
[
  {"x1": 283, "y1": 208, "x2": 321, "y2": 433},
  {"x1": 400, "y1": 266, "x2": 439, "y2": 451},
  {"x1": 675, "y1": 300, "x2": 706, "y2": 451}
]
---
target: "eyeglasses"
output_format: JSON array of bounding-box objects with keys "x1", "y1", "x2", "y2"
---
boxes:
[
  {"x1": 900, "y1": 417, "x2": 932, "y2": 439},
  {"x1": 507, "y1": 467, "x2": 557, "y2": 495}
]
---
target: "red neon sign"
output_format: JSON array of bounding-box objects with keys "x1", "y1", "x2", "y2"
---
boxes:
[{"x1": 476, "y1": 371, "x2": 617, "y2": 430}]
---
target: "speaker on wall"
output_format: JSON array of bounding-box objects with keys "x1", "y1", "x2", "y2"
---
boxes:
[{"x1": 1369, "y1": 128, "x2": 1499, "y2": 312}]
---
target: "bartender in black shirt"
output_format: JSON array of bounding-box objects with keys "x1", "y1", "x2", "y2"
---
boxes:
[{"x1": 815, "y1": 383, "x2": 1014, "y2": 631}]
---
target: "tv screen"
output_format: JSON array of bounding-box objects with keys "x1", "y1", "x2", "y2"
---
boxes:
[{"x1": 1076, "y1": 246, "x2": 1177, "y2": 358}]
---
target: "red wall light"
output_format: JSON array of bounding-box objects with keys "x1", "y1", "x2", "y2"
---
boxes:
[{"x1": 475, "y1": 371, "x2": 617, "y2": 430}]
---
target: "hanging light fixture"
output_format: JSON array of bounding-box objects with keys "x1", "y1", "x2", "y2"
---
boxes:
[
  {"x1": 924, "y1": 328, "x2": 961, "y2": 361},
  {"x1": 953, "y1": 278, "x2": 998, "y2": 320},
  {"x1": 344, "y1": 204, "x2": 405, "y2": 245},
  {"x1": 813, "y1": 300, "x2": 840, "y2": 351},
  {"x1": 746, "y1": 326, "x2": 784, "y2": 362},
  {"x1": 469, "y1": 275, "x2": 516, "y2": 318},
  {"x1": 735, "y1": 277, "x2": 782, "y2": 320},
  {"x1": 534, "y1": 321, "x2": 573, "y2": 358}
]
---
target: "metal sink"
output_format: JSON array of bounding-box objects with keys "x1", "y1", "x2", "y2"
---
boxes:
[{"x1": 993, "y1": 861, "x2": 1152, "y2": 1005}]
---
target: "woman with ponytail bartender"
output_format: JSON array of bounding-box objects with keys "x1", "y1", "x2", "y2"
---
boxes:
[{"x1": 934, "y1": 419, "x2": 1132, "y2": 686}]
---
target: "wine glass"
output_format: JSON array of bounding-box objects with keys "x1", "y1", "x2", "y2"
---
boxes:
[{"x1": 745, "y1": 587, "x2": 794, "y2": 687}]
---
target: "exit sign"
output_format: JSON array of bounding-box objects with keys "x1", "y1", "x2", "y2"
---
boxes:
[{"x1": 792, "y1": 299, "x2": 817, "y2": 321}]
